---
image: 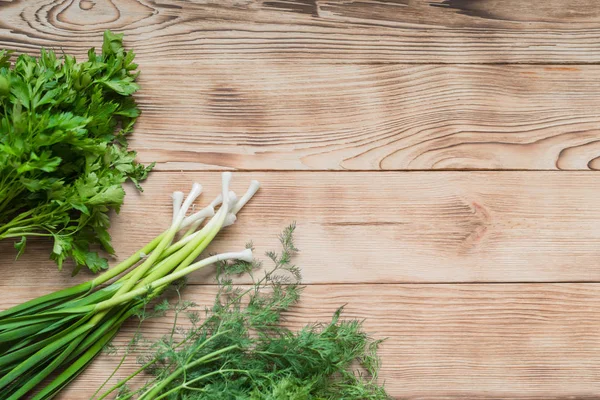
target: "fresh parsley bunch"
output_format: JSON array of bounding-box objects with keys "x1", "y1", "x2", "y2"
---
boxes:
[{"x1": 0, "y1": 31, "x2": 153, "y2": 274}]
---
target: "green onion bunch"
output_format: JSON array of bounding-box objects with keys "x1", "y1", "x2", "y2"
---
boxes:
[{"x1": 0, "y1": 172, "x2": 257, "y2": 399}]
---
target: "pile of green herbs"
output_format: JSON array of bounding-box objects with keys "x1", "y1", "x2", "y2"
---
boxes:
[
  {"x1": 97, "y1": 224, "x2": 390, "y2": 400},
  {"x1": 0, "y1": 30, "x2": 152, "y2": 274}
]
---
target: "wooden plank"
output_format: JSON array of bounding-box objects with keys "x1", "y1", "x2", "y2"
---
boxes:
[
  {"x1": 3, "y1": 171, "x2": 600, "y2": 286},
  {"x1": 2, "y1": 0, "x2": 600, "y2": 64},
  {"x1": 4, "y1": 6, "x2": 600, "y2": 170},
  {"x1": 4, "y1": 283, "x2": 600, "y2": 399},
  {"x1": 130, "y1": 62, "x2": 600, "y2": 170}
]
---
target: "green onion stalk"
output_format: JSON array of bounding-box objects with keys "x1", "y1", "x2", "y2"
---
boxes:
[{"x1": 0, "y1": 172, "x2": 260, "y2": 399}]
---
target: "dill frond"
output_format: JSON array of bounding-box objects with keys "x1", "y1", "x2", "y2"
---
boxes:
[{"x1": 102, "y1": 225, "x2": 391, "y2": 400}]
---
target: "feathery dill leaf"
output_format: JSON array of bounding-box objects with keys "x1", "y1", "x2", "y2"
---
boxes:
[{"x1": 101, "y1": 224, "x2": 391, "y2": 400}]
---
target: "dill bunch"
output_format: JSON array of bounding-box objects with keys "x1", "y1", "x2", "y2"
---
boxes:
[{"x1": 98, "y1": 224, "x2": 391, "y2": 400}]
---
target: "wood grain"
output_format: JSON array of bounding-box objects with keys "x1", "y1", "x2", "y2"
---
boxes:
[
  {"x1": 3, "y1": 171, "x2": 600, "y2": 287},
  {"x1": 2, "y1": 0, "x2": 600, "y2": 64},
  {"x1": 3, "y1": 3, "x2": 600, "y2": 170},
  {"x1": 4, "y1": 283, "x2": 600, "y2": 399},
  {"x1": 2, "y1": 1, "x2": 600, "y2": 398},
  {"x1": 130, "y1": 62, "x2": 600, "y2": 170}
]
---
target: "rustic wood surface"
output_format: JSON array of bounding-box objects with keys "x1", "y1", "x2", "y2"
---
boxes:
[
  {"x1": 5, "y1": 172, "x2": 600, "y2": 287},
  {"x1": 132, "y1": 63, "x2": 600, "y2": 171},
  {"x1": 2, "y1": 0, "x2": 600, "y2": 399},
  {"x1": 4, "y1": 0, "x2": 600, "y2": 64}
]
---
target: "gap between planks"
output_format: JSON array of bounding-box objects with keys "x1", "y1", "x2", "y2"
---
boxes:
[
  {"x1": 146, "y1": 169, "x2": 600, "y2": 173},
  {"x1": 5, "y1": 281, "x2": 600, "y2": 288},
  {"x1": 5, "y1": 171, "x2": 600, "y2": 285},
  {"x1": 175, "y1": 281, "x2": 600, "y2": 286}
]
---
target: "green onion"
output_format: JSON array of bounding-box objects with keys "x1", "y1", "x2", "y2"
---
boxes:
[{"x1": 0, "y1": 172, "x2": 259, "y2": 399}]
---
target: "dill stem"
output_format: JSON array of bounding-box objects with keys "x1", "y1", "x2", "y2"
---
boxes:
[
  {"x1": 96, "y1": 328, "x2": 233, "y2": 399},
  {"x1": 154, "y1": 369, "x2": 250, "y2": 399},
  {"x1": 91, "y1": 318, "x2": 143, "y2": 399},
  {"x1": 170, "y1": 329, "x2": 231, "y2": 371},
  {"x1": 95, "y1": 340, "x2": 189, "y2": 400},
  {"x1": 138, "y1": 344, "x2": 239, "y2": 400}
]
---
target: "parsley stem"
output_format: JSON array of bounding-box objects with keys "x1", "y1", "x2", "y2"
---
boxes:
[{"x1": 1, "y1": 232, "x2": 52, "y2": 238}]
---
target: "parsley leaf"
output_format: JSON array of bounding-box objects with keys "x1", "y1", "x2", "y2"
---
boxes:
[
  {"x1": 0, "y1": 31, "x2": 152, "y2": 274},
  {"x1": 13, "y1": 236, "x2": 26, "y2": 259}
]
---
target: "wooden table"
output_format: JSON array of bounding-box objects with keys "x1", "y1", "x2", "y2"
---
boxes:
[{"x1": 2, "y1": 1, "x2": 600, "y2": 398}]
